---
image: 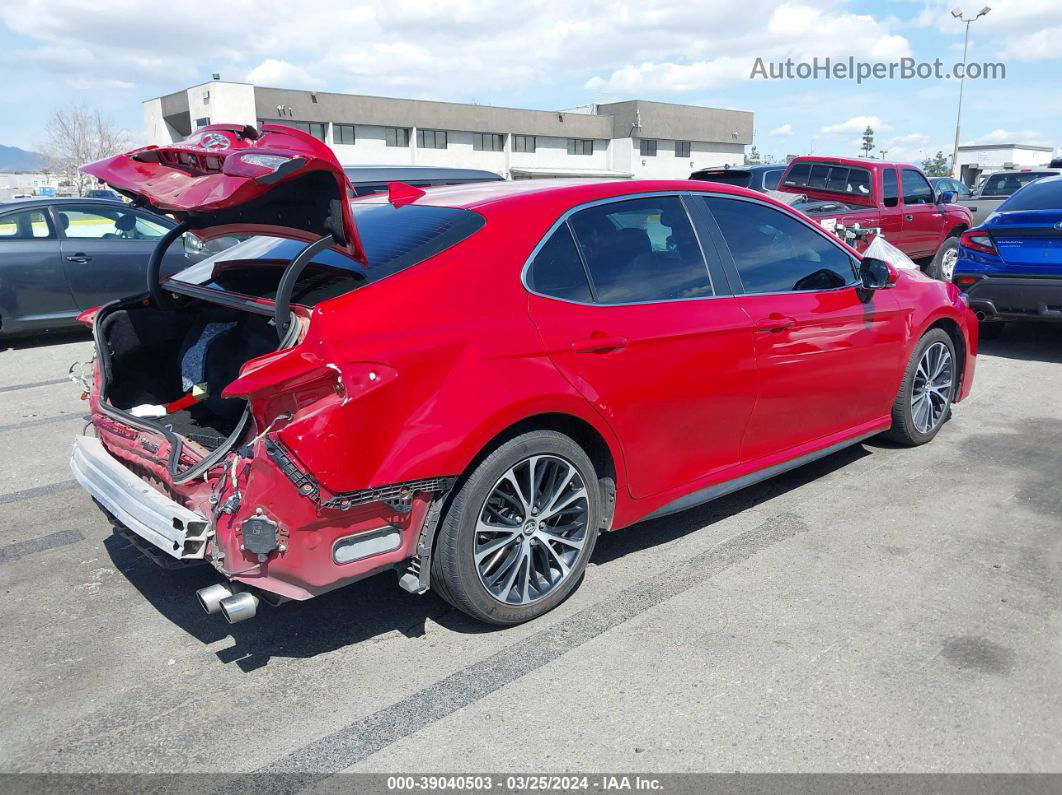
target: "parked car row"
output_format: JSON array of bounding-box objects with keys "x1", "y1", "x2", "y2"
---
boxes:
[{"x1": 68, "y1": 124, "x2": 976, "y2": 626}]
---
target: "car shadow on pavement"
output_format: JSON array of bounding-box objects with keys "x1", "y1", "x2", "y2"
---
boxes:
[
  {"x1": 977, "y1": 322, "x2": 1062, "y2": 364},
  {"x1": 104, "y1": 443, "x2": 871, "y2": 672},
  {"x1": 0, "y1": 328, "x2": 92, "y2": 351}
]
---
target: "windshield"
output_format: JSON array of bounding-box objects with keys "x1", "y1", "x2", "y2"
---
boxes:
[
  {"x1": 981, "y1": 172, "x2": 1054, "y2": 197},
  {"x1": 169, "y1": 202, "x2": 485, "y2": 306}
]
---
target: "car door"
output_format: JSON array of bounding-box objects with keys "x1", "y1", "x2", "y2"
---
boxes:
[
  {"x1": 55, "y1": 204, "x2": 182, "y2": 310},
  {"x1": 899, "y1": 169, "x2": 942, "y2": 257},
  {"x1": 526, "y1": 194, "x2": 758, "y2": 500},
  {"x1": 699, "y1": 195, "x2": 906, "y2": 463},
  {"x1": 0, "y1": 206, "x2": 79, "y2": 332}
]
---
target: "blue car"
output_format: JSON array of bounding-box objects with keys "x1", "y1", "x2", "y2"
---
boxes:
[{"x1": 954, "y1": 174, "x2": 1062, "y2": 338}]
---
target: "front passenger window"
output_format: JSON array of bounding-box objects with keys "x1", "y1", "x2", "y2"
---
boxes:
[{"x1": 703, "y1": 197, "x2": 856, "y2": 294}]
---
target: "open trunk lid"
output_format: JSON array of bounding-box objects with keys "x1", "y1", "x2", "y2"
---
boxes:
[{"x1": 81, "y1": 124, "x2": 365, "y2": 263}]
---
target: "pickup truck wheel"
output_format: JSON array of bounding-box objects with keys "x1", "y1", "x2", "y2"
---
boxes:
[
  {"x1": 883, "y1": 329, "x2": 956, "y2": 446},
  {"x1": 928, "y1": 237, "x2": 960, "y2": 282},
  {"x1": 431, "y1": 431, "x2": 600, "y2": 625}
]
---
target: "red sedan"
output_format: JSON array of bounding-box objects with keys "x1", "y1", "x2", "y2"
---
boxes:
[{"x1": 72, "y1": 125, "x2": 976, "y2": 626}]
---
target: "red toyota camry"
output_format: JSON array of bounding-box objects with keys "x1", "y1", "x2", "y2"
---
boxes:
[{"x1": 72, "y1": 125, "x2": 976, "y2": 626}]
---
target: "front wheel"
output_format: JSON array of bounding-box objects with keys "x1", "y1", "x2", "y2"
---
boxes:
[
  {"x1": 431, "y1": 431, "x2": 601, "y2": 625},
  {"x1": 883, "y1": 329, "x2": 957, "y2": 446},
  {"x1": 927, "y1": 237, "x2": 960, "y2": 282}
]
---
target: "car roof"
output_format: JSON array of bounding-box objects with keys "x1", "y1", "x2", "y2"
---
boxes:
[
  {"x1": 342, "y1": 165, "x2": 503, "y2": 184},
  {"x1": 785, "y1": 156, "x2": 902, "y2": 169},
  {"x1": 691, "y1": 164, "x2": 785, "y2": 175},
  {"x1": 0, "y1": 196, "x2": 127, "y2": 209},
  {"x1": 363, "y1": 177, "x2": 769, "y2": 211}
]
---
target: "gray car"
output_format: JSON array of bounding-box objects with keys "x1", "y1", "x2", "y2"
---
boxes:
[
  {"x1": 0, "y1": 197, "x2": 189, "y2": 336},
  {"x1": 959, "y1": 170, "x2": 1060, "y2": 225}
]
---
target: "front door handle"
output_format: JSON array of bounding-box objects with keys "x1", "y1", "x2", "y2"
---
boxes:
[
  {"x1": 755, "y1": 315, "x2": 796, "y2": 333},
  {"x1": 65, "y1": 254, "x2": 92, "y2": 264},
  {"x1": 571, "y1": 335, "x2": 628, "y2": 354}
]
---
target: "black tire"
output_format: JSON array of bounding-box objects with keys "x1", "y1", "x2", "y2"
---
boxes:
[
  {"x1": 431, "y1": 430, "x2": 601, "y2": 625},
  {"x1": 927, "y1": 236, "x2": 960, "y2": 282},
  {"x1": 883, "y1": 328, "x2": 957, "y2": 446},
  {"x1": 978, "y1": 321, "x2": 1006, "y2": 340}
]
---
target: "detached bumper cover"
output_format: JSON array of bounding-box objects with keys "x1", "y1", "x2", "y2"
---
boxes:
[{"x1": 70, "y1": 435, "x2": 209, "y2": 560}]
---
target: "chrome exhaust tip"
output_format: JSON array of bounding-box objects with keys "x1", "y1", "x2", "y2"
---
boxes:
[
  {"x1": 219, "y1": 591, "x2": 259, "y2": 624},
  {"x1": 196, "y1": 583, "x2": 235, "y2": 615}
]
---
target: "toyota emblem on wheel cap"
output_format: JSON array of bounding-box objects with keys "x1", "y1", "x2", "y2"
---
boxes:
[{"x1": 199, "y1": 132, "x2": 230, "y2": 150}]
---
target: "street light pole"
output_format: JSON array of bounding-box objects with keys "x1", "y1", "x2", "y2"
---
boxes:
[{"x1": 950, "y1": 6, "x2": 991, "y2": 179}]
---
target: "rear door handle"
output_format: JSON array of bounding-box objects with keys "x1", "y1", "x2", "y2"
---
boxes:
[
  {"x1": 65, "y1": 254, "x2": 92, "y2": 264},
  {"x1": 755, "y1": 315, "x2": 795, "y2": 333},
  {"x1": 570, "y1": 335, "x2": 628, "y2": 354}
]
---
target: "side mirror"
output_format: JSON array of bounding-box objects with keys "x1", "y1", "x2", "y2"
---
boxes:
[
  {"x1": 939, "y1": 190, "x2": 957, "y2": 204},
  {"x1": 859, "y1": 256, "x2": 897, "y2": 289}
]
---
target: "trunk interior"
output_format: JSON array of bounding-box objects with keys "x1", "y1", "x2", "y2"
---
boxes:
[{"x1": 99, "y1": 303, "x2": 278, "y2": 450}]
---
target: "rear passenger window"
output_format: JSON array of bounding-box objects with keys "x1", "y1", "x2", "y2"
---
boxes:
[
  {"x1": 569, "y1": 196, "x2": 712, "y2": 304},
  {"x1": 703, "y1": 197, "x2": 856, "y2": 294},
  {"x1": 883, "y1": 169, "x2": 899, "y2": 208},
  {"x1": 526, "y1": 224, "x2": 593, "y2": 303},
  {"x1": 0, "y1": 209, "x2": 53, "y2": 239}
]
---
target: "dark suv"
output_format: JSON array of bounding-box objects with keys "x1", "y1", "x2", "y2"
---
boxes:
[{"x1": 690, "y1": 164, "x2": 786, "y2": 193}]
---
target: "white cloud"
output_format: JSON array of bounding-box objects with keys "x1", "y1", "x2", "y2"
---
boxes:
[
  {"x1": 889, "y1": 132, "x2": 929, "y2": 145},
  {"x1": 585, "y1": 57, "x2": 749, "y2": 94},
  {"x1": 820, "y1": 115, "x2": 890, "y2": 135},
  {"x1": 964, "y1": 128, "x2": 1048, "y2": 145},
  {"x1": 1000, "y1": 27, "x2": 1062, "y2": 61},
  {"x1": 64, "y1": 77, "x2": 135, "y2": 90},
  {"x1": 768, "y1": 123, "x2": 794, "y2": 136},
  {"x1": 245, "y1": 59, "x2": 319, "y2": 89}
]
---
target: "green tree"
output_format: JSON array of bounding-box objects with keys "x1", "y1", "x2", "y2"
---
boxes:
[
  {"x1": 861, "y1": 126, "x2": 875, "y2": 157},
  {"x1": 921, "y1": 150, "x2": 950, "y2": 177},
  {"x1": 746, "y1": 145, "x2": 762, "y2": 165}
]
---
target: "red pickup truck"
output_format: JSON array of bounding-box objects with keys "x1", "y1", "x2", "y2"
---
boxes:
[{"x1": 776, "y1": 157, "x2": 973, "y2": 281}]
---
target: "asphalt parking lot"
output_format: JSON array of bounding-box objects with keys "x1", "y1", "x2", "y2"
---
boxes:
[{"x1": 1, "y1": 325, "x2": 1059, "y2": 774}]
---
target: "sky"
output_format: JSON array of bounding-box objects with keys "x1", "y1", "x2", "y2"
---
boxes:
[{"x1": 0, "y1": 0, "x2": 1059, "y2": 164}]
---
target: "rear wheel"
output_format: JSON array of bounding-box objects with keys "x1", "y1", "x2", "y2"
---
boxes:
[
  {"x1": 883, "y1": 329, "x2": 956, "y2": 446},
  {"x1": 431, "y1": 431, "x2": 600, "y2": 625},
  {"x1": 927, "y1": 237, "x2": 960, "y2": 282}
]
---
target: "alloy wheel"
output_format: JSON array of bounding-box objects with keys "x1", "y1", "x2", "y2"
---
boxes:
[
  {"x1": 474, "y1": 455, "x2": 590, "y2": 605},
  {"x1": 941, "y1": 247, "x2": 958, "y2": 281},
  {"x1": 912, "y1": 341, "x2": 953, "y2": 434}
]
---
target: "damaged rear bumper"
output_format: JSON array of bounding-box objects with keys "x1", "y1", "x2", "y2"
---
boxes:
[{"x1": 70, "y1": 435, "x2": 210, "y2": 560}]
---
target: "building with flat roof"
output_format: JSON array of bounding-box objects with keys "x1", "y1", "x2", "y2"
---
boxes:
[
  {"x1": 144, "y1": 80, "x2": 753, "y2": 180},
  {"x1": 956, "y1": 143, "x2": 1056, "y2": 185}
]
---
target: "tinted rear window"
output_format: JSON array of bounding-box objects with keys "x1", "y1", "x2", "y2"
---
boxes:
[
  {"x1": 692, "y1": 170, "x2": 751, "y2": 187},
  {"x1": 998, "y1": 178, "x2": 1062, "y2": 211},
  {"x1": 982, "y1": 172, "x2": 1055, "y2": 197},
  {"x1": 171, "y1": 203, "x2": 484, "y2": 305},
  {"x1": 783, "y1": 162, "x2": 871, "y2": 196}
]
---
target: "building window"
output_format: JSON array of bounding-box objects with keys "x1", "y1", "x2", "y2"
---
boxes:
[
  {"x1": 194, "y1": 117, "x2": 210, "y2": 129},
  {"x1": 418, "y1": 129, "x2": 448, "y2": 149},
  {"x1": 639, "y1": 139, "x2": 657, "y2": 157},
  {"x1": 263, "y1": 120, "x2": 327, "y2": 141},
  {"x1": 334, "y1": 124, "x2": 355, "y2": 145},
  {"x1": 675, "y1": 141, "x2": 691, "y2": 158},
  {"x1": 568, "y1": 139, "x2": 594, "y2": 156},
  {"x1": 385, "y1": 127, "x2": 411, "y2": 147},
  {"x1": 472, "y1": 132, "x2": 505, "y2": 152},
  {"x1": 513, "y1": 134, "x2": 536, "y2": 153}
]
